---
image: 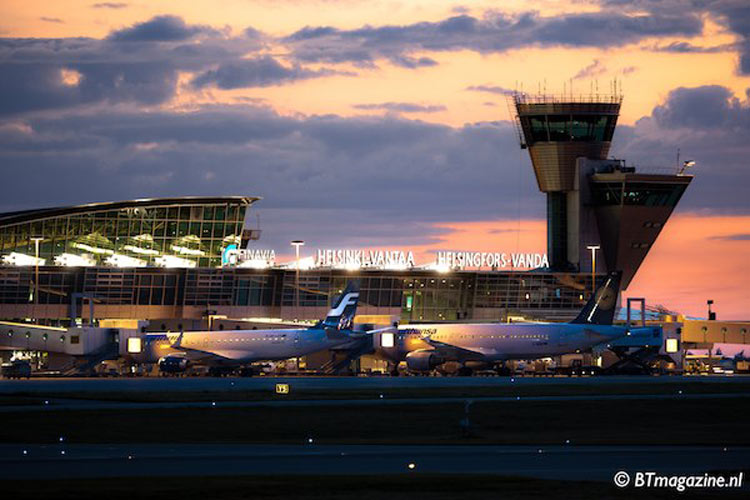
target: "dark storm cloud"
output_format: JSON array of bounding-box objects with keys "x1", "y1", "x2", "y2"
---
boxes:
[
  {"x1": 611, "y1": 85, "x2": 750, "y2": 214},
  {"x1": 107, "y1": 15, "x2": 218, "y2": 42},
  {"x1": 606, "y1": 0, "x2": 750, "y2": 75},
  {"x1": 651, "y1": 85, "x2": 747, "y2": 129},
  {"x1": 352, "y1": 102, "x2": 446, "y2": 113},
  {"x1": 192, "y1": 56, "x2": 345, "y2": 89},
  {"x1": 284, "y1": 11, "x2": 702, "y2": 65},
  {"x1": 0, "y1": 16, "x2": 339, "y2": 115},
  {"x1": 0, "y1": 105, "x2": 544, "y2": 248},
  {"x1": 2, "y1": 85, "x2": 750, "y2": 249},
  {"x1": 0, "y1": 52, "x2": 181, "y2": 115}
]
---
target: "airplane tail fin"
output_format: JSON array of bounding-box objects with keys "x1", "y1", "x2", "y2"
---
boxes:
[
  {"x1": 321, "y1": 281, "x2": 360, "y2": 331},
  {"x1": 569, "y1": 271, "x2": 622, "y2": 326}
]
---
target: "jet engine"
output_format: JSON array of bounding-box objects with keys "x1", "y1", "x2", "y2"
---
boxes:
[
  {"x1": 158, "y1": 355, "x2": 189, "y2": 374},
  {"x1": 405, "y1": 349, "x2": 444, "y2": 371}
]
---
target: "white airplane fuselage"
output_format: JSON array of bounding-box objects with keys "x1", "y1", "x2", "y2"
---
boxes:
[
  {"x1": 141, "y1": 328, "x2": 351, "y2": 364},
  {"x1": 379, "y1": 322, "x2": 629, "y2": 363}
]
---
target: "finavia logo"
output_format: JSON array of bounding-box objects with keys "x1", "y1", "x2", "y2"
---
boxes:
[
  {"x1": 327, "y1": 293, "x2": 359, "y2": 317},
  {"x1": 222, "y1": 244, "x2": 238, "y2": 266}
]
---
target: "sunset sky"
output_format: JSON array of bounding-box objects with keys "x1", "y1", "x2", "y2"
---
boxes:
[{"x1": 1, "y1": 0, "x2": 749, "y2": 318}]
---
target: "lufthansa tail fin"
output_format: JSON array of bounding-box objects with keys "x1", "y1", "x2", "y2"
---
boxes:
[
  {"x1": 321, "y1": 281, "x2": 360, "y2": 331},
  {"x1": 569, "y1": 271, "x2": 622, "y2": 326}
]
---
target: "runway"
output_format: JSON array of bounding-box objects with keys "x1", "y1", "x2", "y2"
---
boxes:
[
  {"x1": 0, "y1": 391, "x2": 747, "y2": 413},
  {"x1": 1, "y1": 374, "x2": 746, "y2": 394},
  {"x1": 1, "y1": 444, "x2": 747, "y2": 481}
]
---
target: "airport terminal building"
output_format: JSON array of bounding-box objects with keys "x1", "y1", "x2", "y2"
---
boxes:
[{"x1": 0, "y1": 93, "x2": 693, "y2": 328}]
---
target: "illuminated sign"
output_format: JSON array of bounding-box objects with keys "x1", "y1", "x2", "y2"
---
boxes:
[
  {"x1": 219, "y1": 246, "x2": 548, "y2": 271},
  {"x1": 436, "y1": 251, "x2": 549, "y2": 270},
  {"x1": 316, "y1": 249, "x2": 416, "y2": 269},
  {"x1": 275, "y1": 383, "x2": 290, "y2": 394},
  {"x1": 223, "y1": 247, "x2": 276, "y2": 267}
]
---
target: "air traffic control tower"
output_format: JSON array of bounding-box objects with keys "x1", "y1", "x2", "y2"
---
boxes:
[{"x1": 513, "y1": 93, "x2": 693, "y2": 288}]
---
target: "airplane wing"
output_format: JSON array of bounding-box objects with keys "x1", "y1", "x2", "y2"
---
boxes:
[
  {"x1": 166, "y1": 334, "x2": 250, "y2": 363},
  {"x1": 420, "y1": 336, "x2": 485, "y2": 361},
  {"x1": 172, "y1": 347, "x2": 241, "y2": 363}
]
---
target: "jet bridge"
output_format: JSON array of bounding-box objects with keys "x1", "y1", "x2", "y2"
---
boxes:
[
  {"x1": 598, "y1": 298, "x2": 682, "y2": 374},
  {"x1": 0, "y1": 321, "x2": 135, "y2": 374}
]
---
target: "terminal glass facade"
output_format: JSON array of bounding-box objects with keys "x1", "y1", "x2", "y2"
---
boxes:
[
  {"x1": 0, "y1": 198, "x2": 254, "y2": 268},
  {"x1": 0, "y1": 266, "x2": 595, "y2": 323}
]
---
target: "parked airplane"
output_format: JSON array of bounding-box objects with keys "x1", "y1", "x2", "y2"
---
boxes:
[
  {"x1": 374, "y1": 272, "x2": 658, "y2": 375},
  {"x1": 134, "y1": 282, "x2": 364, "y2": 375}
]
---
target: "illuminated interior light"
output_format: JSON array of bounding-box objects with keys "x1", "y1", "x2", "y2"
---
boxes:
[
  {"x1": 122, "y1": 245, "x2": 159, "y2": 256},
  {"x1": 170, "y1": 244, "x2": 205, "y2": 256},
  {"x1": 127, "y1": 337, "x2": 142, "y2": 354},
  {"x1": 236, "y1": 259, "x2": 271, "y2": 269},
  {"x1": 295, "y1": 256, "x2": 315, "y2": 270},
  {"x1": 382, "y1": 263, "x2": 409, "y2": 271},
  {"x1": 155, "y1": 255, "x2": 197, "y2": 268},
  {"x1": 2, "y1": 252, "x2": 46, "y2": 266},
  {"x1": 380, "y1": 332, "x2": 395, "y2": 348},
  {"x1": 54, "y1": 253, "x2": 96, "y2": 267},
  {"x1": 72, "y1": 242, "x2": 114, "y2": 255},
  {"x1": 343, "y1": 261, "x2": 360, "y2": 271},
  {"x1": 665, "y1": 338, "x2": 679, "y2": 353},
  {"x1": 105, "y1": 254, "x2": 147, "y2": 268}
]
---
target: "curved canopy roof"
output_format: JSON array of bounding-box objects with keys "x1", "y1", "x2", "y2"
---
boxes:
[{"x1": 0, "y1": 196, "x2": 261, "y2": 227}]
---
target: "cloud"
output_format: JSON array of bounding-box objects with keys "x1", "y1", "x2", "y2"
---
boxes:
[
  {"x1": 709, "y1": 233, "x2": 750, "y2": 241},
  {"x1": 650, "y1": 85, "x2": 743, "y2": 129},
  {"x1": 605, "y1": 0, "x2": 750, "y2": 75},
  {"x1": 0, "y1": 17, "x2": 269, "y2": 115},
  {"x1": 612, "y1": 85, "x2": 750, "y2": 214},
  {"x1": 284, "y1": 11, "x2": 702, "y2": 65},
  {"x1": 39, "y1": 17, "x2": 64, "y2": 24},
  {"x1": 650, "y1": 41, "x2": 736, "y2": 53},
  {"x1": 0, "y1": 105, "x2": 544, "y2": 249},
  {"x1": 2, "y1": 83, "x2": 750, "y2": 251},
  {"x1": 92, "y1": 2, "x2": 128, "y2": 8},
  {"x1": 352, "y1": 102, "x2": 446, "y2": 113},
  {"x1": 192, "y1": 56, "x2": 344, "y2": 89},
  {"x1": 465, "y1": 84, "x2": 514, "y2": 95},
  {"x1": 573, "y1": 59, "x2": 606, "y2": 79},
  {"x1": 107, "y1": 15, "x2": 218, "y2": 42},
  {"x1": 389, "y1": 55, "x2": 438, "y2": 68}
]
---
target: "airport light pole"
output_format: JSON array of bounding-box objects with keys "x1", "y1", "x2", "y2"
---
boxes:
[
  {"x1": 291, "y1": 240, "x2": 305, "y2": 321},
  {"x1": 586, "y1": 245, "x2": 600, "y2": 298},
  {"x1": 31, "y1": 236, "x2": 44, "y2": 320}
]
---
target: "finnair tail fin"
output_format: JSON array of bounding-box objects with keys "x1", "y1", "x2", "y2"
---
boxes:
[
  {"x1": 569, "y1": 271, "x2": 622, "y2": 326},
  {"x1": 321, "y1": 281, "x2": 360, "y2": 331}
]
